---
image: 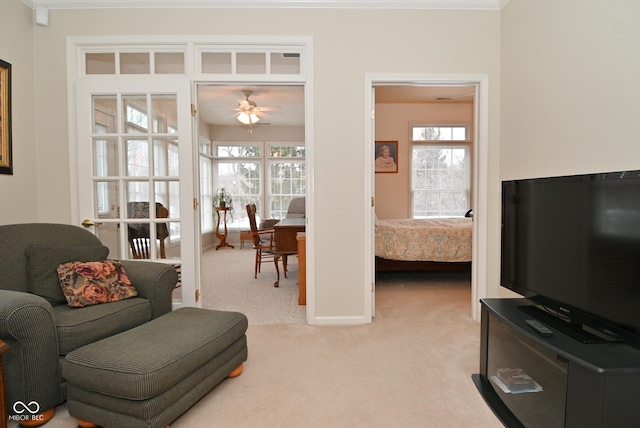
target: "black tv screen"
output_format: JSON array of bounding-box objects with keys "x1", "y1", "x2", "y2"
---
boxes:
[{"x1": 501, "y1": 170, "x2": 640, "y2": 346}]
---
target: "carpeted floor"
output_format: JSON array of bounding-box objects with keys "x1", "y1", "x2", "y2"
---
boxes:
[
  {"x1": 10, "y1": 251, "x2": 502, "y2": 428},
  {"x1": 201, "y1": 246, "x2": 306, "y2": 325},
  {"x1": 171, "y1": 268, "x2": 502, "y2": 428}
]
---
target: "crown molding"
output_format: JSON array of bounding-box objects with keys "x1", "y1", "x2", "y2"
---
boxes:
[{"x1": 22, "y1": 0, "x2": 510, "y2": 10}]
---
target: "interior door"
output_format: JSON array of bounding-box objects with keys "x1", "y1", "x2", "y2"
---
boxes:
[
  {"x1": 369, "y1": 85, "x2": 376, "y2": 318},
  {"x1": 74, "y1": 79, "x2": 198, "y2": 308}
]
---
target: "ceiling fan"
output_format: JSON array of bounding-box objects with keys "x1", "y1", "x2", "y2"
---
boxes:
[{"x1": 235, "y1": 90, "x2": 267, "y2": 129}]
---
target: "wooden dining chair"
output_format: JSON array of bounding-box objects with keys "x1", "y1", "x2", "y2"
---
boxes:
[
  {"x1": 246, "y1": 204, "x2": 282, "y2": 279},
  {"x1": 127, "y1": 202, "x2": 169, "y2": 259}
]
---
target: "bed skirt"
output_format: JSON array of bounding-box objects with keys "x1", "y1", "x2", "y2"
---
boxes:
[{"x1": 375, "y1": 257, "x2": 471, "y2": 272}]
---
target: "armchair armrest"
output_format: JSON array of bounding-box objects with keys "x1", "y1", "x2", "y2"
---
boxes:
[
  {"x1": 118, "y1": 260, "x2": 178, "y2": 319},
  {"x1": 0, "y1": 290, "x2": 65, "y2": 410},
  {"x1": 0, "y1": 289, "x2": 58, "y2": 348},
  {"x1": 256, "y1": 229, "x2": 275, "y2": 245}
]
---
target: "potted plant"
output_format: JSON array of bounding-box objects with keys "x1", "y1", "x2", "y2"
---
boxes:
[{"x1": 215, "y1": 187, "x2": 233, "y2": 209}]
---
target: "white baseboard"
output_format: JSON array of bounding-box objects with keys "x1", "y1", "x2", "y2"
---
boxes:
[{"x1": 311, "y1": 315, "x2": 369, "y2": 326}]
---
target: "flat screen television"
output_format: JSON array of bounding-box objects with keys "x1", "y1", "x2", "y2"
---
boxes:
[{"x1": 501, "y1": 169, "x2": 640, "y2": 349}]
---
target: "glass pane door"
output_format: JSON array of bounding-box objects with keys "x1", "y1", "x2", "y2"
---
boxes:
[{"x1": 75, "y1": 79, "x2": 197, "y2": 308}]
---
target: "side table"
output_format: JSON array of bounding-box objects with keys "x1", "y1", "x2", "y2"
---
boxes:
[
  {"x1": 215, "y1": 207, "x2": 234, "y2": 250},
  {"x1": 0, "y1": 340, "x2": 9, "y2": 428}
]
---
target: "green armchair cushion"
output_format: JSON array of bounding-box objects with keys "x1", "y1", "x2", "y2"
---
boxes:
[
  {"x1": 57, "y1": 260, "x2": 138, "y2": 307},
  {"x1": 53, "y1": 298, "x2": 152, "y2": 355},
  {"x1": 25, "y1": 245, "x2": 109, "y2": 305}
]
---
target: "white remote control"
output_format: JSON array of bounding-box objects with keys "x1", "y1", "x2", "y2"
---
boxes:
[{"x1": 525, "y1": 319, "x2": 553, "y2": 336}]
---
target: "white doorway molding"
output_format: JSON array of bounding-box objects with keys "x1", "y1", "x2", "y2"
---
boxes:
[
  {"x1": 364, "y1": 73, "x2": 489, "y2": 322},
  {"x1": 67, "y1": 35, "x2": 315, "y2": 318}
]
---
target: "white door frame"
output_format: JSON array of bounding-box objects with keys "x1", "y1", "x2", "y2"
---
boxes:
[
  {"x1": 67, "y1": 35, "x2": 314, "y2": 318},
  {"x1": 364, "y1": 73, "x2": 489, "y2": 322}
]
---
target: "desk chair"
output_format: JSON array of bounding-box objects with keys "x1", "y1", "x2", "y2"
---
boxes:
[{"x1": 285, "y1": 197, "x2": 305, "y2": 219}]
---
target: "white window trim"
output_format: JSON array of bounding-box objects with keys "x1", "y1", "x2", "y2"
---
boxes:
[
  {"x1": 410, "y1": 142, "x2": 472, "y2": 219},
  {"x1": 214, "y1": 141, "x2": 305, "y2": 225},
  {"x1": 411, "y1": 124, "x2": 471, "y2": 142}
]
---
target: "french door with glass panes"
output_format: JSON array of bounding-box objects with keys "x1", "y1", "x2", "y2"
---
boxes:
[{"x1": 75, "y1": 79, "x2": 197, "y2": 308}]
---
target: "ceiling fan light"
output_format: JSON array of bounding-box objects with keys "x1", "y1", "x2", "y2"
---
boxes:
[{"x1": 237, "y1": 112, "x2": 260, "y2": 125}]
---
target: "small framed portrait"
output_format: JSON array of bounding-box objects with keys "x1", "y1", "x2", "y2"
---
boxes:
[{"x1": 375, "y1": 141, "x2": 398, "y2": 173}]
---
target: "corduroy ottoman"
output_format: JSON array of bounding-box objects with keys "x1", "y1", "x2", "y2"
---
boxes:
[{"x1": 61, "y1": 307, "x2": 248, "y2": 428}]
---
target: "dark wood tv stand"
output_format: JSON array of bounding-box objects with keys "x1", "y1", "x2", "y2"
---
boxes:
[{"x1": 473, "y1": 298, "x2": 640, "y2": 428}]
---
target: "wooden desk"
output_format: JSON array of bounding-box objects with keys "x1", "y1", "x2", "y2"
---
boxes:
[
  {"x1": 296, "y1": 232, "x2": 306, "y2": 305},
  {"x1": 273, "y1": 218, "x2": 305, "y2": 287}
]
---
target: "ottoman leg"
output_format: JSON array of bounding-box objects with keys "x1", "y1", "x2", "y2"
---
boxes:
[
  {"x1": 18, "y1": 407, "x2": 56, "y2": 427},
  {"x1": 228, "y1": 363, "x2": 244, "y2": 378}
]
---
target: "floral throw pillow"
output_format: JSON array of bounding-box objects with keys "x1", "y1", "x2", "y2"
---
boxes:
[{"x1": 57, "y1": 260, "x2": 138, "y2": 307}]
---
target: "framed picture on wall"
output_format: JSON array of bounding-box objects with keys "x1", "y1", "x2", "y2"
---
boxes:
[
  {"x1": 0, "y1": 59, "x2": 12, "y2": 175},
  {"x1": 375, "y1": 141, "x2": 398, "y2": 173}
]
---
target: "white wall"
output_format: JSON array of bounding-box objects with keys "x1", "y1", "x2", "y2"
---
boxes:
[
  {"x1": 0, "y1": 1, "x2": 37, "y2": 225},
  {"x1": 501, "y1": 0, "x2": 640, "y2": 179},
  {"x1": 24, "y1": 7, "x2": 501, "y2": 320}
]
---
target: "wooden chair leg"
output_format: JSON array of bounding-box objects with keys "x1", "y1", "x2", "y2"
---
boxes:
[{"x1": 254, "y1": 250, "x2": 260, "y2": 278}]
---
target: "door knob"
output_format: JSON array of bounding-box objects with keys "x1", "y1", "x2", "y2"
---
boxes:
[{"x1": 81, "y1": 219, "x2": 95, "y2": 228}]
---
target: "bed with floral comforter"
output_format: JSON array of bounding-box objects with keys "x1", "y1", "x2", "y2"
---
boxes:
[{"x1": 375, "y1": 218, "x2": 472, "y2": 270}]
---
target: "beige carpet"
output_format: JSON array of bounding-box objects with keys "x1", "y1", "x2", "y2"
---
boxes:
[
  {"x1": 9, "y1": 255, "x2": 502, "y2": 427},
  {"x1": 177, "y1": 270, "x2": 502, "y2": 427},
  {"x1": 201, "y1": 246, "x2": 306, "y2": 325}
]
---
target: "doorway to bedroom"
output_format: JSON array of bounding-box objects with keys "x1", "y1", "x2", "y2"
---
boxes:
[{"x1": 366, "y1": 75, "x2": 489, "y2": 321}]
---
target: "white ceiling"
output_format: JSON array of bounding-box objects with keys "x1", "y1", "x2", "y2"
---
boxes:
[
  {"x1": 198, "y1": 84, "x2": 474, "y2": 127},
  {"x1": 22, "y1": 0, "x2": 510, "y2": 10},
  {"x1": 375, "y1": 85, "x2": 475, "y2": 104},
  {"x1": 198, "y1": 85, "x2": 305, "y2": 127}
]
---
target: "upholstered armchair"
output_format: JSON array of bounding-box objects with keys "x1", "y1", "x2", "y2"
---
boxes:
[{"x1": 0, "y1": 223, "x2": 177, "y2": 425}]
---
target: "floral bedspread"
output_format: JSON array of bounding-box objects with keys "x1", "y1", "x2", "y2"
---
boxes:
[{"x1": 375, "y1": 218, "x2": 473, "y2": 262}]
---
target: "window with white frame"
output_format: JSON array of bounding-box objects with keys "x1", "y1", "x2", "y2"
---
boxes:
[
  {"x1": 199, "y1": 138, "x2": 214, "y2": 233},
  {"x1": 94, "y1": 124, "x2": 110, "y2": 215},
  {"x1": 124, "y1": 99, "x2": 181, "y2": 240},
  {"x1": 269, "y1": 145, "x2": 306, "y2": 219},
  {"x1": 214, "y1": 143, "x2": 305, "y2": 229},
  {"x1": 411, "y1": 125, "x2": 471, "y2": 218}
]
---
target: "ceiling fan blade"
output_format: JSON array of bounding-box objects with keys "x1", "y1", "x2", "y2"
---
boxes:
[
  {"x1": 255, "y1": 106, "x2": 278, "y2": 112},
  {"x1": 436, "y1": 92, "x2": 474, "y2": 100}
]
